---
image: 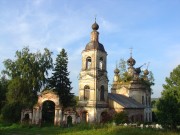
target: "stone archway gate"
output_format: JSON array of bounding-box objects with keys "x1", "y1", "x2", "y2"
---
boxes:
[{"x1": 32, "y1": 90, "x2": 62, "y2": 126}]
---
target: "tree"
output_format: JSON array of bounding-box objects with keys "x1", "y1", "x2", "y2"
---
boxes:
[
  {"x1": 119, "y1": 58, "x2": 127, "y2": 77},
  {"x1": 1, "y1": 47, "x2": 53, "y2": 122},
  {"x1": 118, "y1": 59, "x2": 154, "y2": 86},
  {"x1": 47, "y1": 49, "x2": 75, "y2": 108},
  {"x1": 156, "y1": 65, "x2": 180, "y2": 130},
  {"x1": 118, "y1": 59, "x2": 132, "y2": 82},
  {"x1": 3, "y1": 47, "x2": 53, "y2": 107},
  {"x1": 0, "y1": 75, "x2": 8, "y2": 112}
]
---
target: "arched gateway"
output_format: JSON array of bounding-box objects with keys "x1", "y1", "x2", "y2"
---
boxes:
[{"x1": 32, "y1": 90, "x2": 62, "y2": 126}]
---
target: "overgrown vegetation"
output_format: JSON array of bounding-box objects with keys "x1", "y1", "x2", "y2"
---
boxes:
[
  {"x1": 0, "y1": 123, "x2": 179, "y2": 135},
  {"x1": 113, "y1": 111, "x2": 128, "y2": 125},
  {"x1": 117, "y1": 59, "x2": 154, "y2": 91},
  {"x1": 0, "y1": 47, "x2": 75, "y2": 123}
]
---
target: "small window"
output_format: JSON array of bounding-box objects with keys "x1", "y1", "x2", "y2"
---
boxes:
[
  {"x1": 100, "y1": 85, "x2": 105, "y2": 101},
  {"x1": 131, "y1": 115, "x2": 134, "y2": 122},
  {"x1": 84, "y1": 85, "x2": 90, "y2": 100},
  {"x1": 142, "y1": 96, "x2": 144, "y2": 105},
  {"x1": 99, "y1": 57, "x2": 103, "y2": 70},
  {"x1": 86, "y1": 57, "x2": 91, "y2": 69},
  {"x1": 146, "y1": 113, "x2": 148, "y2": 121},
  {"x1": 146, "y1": 96, "x2": 148, "y2": 106},
  {"x1": 140, "y1": 115, "x2": 143, "y2": 121}
]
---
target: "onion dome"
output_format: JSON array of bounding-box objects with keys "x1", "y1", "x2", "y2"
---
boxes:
[
  {"x1": 85, "y1": 41, "x2": 105, "y2": 52},
  {"x1": 127, "y1": 57, "x2": 136, "y2": 67},
  {"x1": 114, "y1": 68, "x2": 120, "y2": 74},
  {"x1": 144, "y1": 69, "x2": 149, "y2": 75},
  {"x1": 84, "y1": 21, "x2": 106, "y2": 52},
  {"x1": 92, "y1": 22, "x2": 99, "y2": 30}
]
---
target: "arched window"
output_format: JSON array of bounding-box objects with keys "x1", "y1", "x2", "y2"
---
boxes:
[
  {"x1": 100, "y1": 112, "x2": 107, "y2": 123},
  {"x1": 84, "y1": 85, "x2": 90, "y2": 100},
  {"x1": 146, "y1": 96, "x2": 148, "y2": 106},
  {"x1": 99, "y1": 57, "x2": 103, "y2": 70},
  {"x1": 100, "y1": 85, "x2": 105, "y2": 101},
  {"x1": 141, "y1": 115, "x2": 143, "y2": 121},
  {"x1": 142, "y1": 96, "x2": 144, "y2": 105},
  {"x1": 149, "y1": 112, "x2": 151, "y2": 122},
  {"x1": 86, "y1": 57, "x2": 91, "y2": 69},
  {"x1": 146, "y1": 113, "x2": 148, "y2": 121},
  {"x1": 131, "y1": 115, "x2": 134, "y2": 122}
]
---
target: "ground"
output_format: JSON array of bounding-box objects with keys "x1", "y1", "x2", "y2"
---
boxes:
[{"x1": 0, "y1": 123, "x2": 179, "y2": 135}]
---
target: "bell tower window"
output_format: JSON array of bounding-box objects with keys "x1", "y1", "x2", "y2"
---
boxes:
[
  {"x1": 84, "y1": 85, "x2": 90, "y2": 100},
  {"x1": 99, "y1": 57, "x2": 103, "y2": 70},
  {"x1": 86, "y1": 57, "x2": 91, "y2": 69},
  {"x1": 100, "y1": 85, "x2": 105, "y2": 101}
]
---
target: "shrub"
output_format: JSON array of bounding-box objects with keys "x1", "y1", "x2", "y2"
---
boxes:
[
  {"x1": 1, "y1": 102, "x2": 23, "y2": 123},
  {"x1": 113, "y1": 111, "x2": 128, "y2": 125}
]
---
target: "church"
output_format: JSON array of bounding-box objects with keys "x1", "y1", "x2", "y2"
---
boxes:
[
  {"x1": 21, "y1": 21, "x2": 152, "y2": 125},
  {"x1": 76, "y1": 21, "x2": 152, "y2": 123}
]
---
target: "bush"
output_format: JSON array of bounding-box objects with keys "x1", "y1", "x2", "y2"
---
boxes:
[
  {"x1": 113, "y1": 111, "x2": 128, "y2": 125},
  {"x1": 1, "y1": 102, "x2": 23, "y2": 123}
]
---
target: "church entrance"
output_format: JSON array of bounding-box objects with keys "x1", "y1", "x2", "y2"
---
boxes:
[
  {"x1": 23, "y1": 113, "x2": 30, "y2": 124},
  {"x1": 42, "y1": 100, "x2": 55, "y2": 125},
  {"x1": 67, "y1": 116, "x2": 72, "y2": 126},
  {"x1": 82, "y1": 112, "x2": 88, "y2": 123},
  {"x1": 32, "y1": 90, "x2": 62, "y2": 126}
]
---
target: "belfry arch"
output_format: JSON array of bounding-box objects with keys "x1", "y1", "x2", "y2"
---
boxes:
[{"x1": 32, "y1": 90, "x2": 62, "y2": 126}]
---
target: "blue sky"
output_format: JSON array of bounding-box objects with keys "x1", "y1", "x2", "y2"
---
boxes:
[{"x1": 0, "y1": 0, "x2": 180, "y2": 98}]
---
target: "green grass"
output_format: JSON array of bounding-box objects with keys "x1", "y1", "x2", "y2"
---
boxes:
[{"x1": 0, "y1": 123, "x2": 179, "y2": 135}]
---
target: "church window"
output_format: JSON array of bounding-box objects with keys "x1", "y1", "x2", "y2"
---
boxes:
[
  {"x1": 146, "y1": 113, "x2": 148, "y2": 122},
  {"x1": 99, "y1": 57, "x2": 103, "y2": 70},
  {"x1": 84, "y1": 85, "x2": 90, "y2": 100},
  {"x1": 146, "y1": 96, "x2": 148, "y2": 106},
  {"x1": 131, "y1": 115, "x2": 134, "y2": 122},
  {"x1": 86, "y1": 57, "x2": 91, "y2": 69},
  {"x1": 140, "y1": 115, "x2": 143, "y2": 121},
  {"x1": 142, "y1": 96, "x2": 144, "y2": 105},
  {"x1": 100, "y1": 85, "x2": 105, "y2": 101},
  {"x1": 100, "y1": 112, "x2": 107, "y2": 123},
  {"x1": 149, "y1": 112, "x2": 151, "y2": 122}
]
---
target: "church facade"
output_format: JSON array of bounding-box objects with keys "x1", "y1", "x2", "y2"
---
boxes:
[
  {"x1": 21, "y1": 21, "x2": 152, "y2": 125},
  {"x1": 76, "y1": 21, "x2": 152, "y2": 123}
]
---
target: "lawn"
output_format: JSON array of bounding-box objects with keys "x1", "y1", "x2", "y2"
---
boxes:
[{"x1": 0, "y1": 123, "x2": 179, "y2": 135}]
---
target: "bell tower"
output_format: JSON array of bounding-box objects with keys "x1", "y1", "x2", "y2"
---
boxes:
[{"x1": 78, "y1": 20, "x2": 109, "y2": 123}]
